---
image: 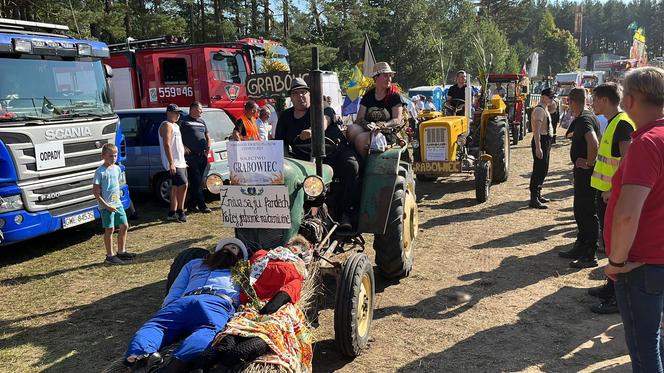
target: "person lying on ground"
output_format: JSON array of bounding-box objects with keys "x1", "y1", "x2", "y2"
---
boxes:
[
  {"x1": 123, "y1": 238, "x2": 249, "y2": 373},
  {"x1": 206, "y1": 235, "x2": 313, "y2": 373}
]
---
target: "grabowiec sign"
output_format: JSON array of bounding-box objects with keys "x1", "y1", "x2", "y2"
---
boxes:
[{"x1": 246, "y1": 71, "x2": 310, "y2": 99}]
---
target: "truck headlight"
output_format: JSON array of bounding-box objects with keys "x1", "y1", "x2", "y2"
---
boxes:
[
  {"x1": 77, "y1": 43, "x2": 92, "y2": 56},
  {"x1": 0, "y1": 195, "x2": 23, "y2": 213},
  {"x1": 12, "y1": 39, "x2": 32, "y2": 53},
  {"x1": 303, "y1": 176, "x2": 324, "y2": 198},
  {"x1": 206, "y1": 174, "x2": 224, "y2": 194}
]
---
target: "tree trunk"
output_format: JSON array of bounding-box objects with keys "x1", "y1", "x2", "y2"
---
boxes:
[
  {"x1": 104, "y1": 0, "x2": 113, "y2": 13},
  {"x1": 282, "y1": 0, "x2": 289, "y2": 38},
  {"x1": 263, "y1": 0, "x2": 270, "y2": 35},
  {"x1": 124, "y1": 0, "x2": 131, "y2": 37},
  {"x1": 309, "y1": 0, "x2": 322, "y2": 36},
  {"x1": 200, "y1": 0, "x2": 206, "y2": 42},
  {"x1": 213, "y1": 0, "x2": 223, "y2": 41},
  {"x1": 190, "y1": 2, "x2": 196, "y2": 43},
  {"x1": 250, "y1": 0, "x2": 258, "y2": 35}
]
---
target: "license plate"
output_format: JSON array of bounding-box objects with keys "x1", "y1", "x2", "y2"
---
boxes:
[
  {"x1": 63, "y1": 210, "x2": 95, "y2": 229},
  {"x1": 413, "y1": 161, "x2": 461, "y2": 174}
]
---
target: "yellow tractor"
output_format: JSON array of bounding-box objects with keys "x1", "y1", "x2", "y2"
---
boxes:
[{"x1": 411, "y1": 93, "x2": 510, "y2": 203}]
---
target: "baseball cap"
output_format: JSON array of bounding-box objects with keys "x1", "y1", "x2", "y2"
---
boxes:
[
  {"x1": 289, "y1": 77, "x2": 309, "y2": 94},
  {"x1": 541, "y1": 88, "x2": 556, "y2": 99},
  {"x1": 166, "y1": 103, "x2": 183, "y2": 113}
]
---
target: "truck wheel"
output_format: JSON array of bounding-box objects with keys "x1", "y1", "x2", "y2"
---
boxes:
[
  {"x1": 475, "y1": 159, "x2": 491, "y2": 203},
  {"x1": 485, "y1": 116, "x2": 510, "y2": 183},
  {"x1": 154, "y1": 173, "x2": 172, "y2": 206},
  {"x1": 373, "y1": 175, "x2": 417, "y2": 279},
  {"x1": 511, "y1": 125, "x2": 519, "y2": 145},
  {"x1": 165, "y1": 247, "x2": 210, "y2": 293},
  {"x1": 334, "y1": 253, "x2": 375, "y2": 357}
]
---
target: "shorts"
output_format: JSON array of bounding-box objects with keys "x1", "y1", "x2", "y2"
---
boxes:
[
  {"x1": 172, "y1": 167, "x2": 188, "y2": 186},
  {"x1": 101, "y1": 206, "x2": 128, "y2": 229}
]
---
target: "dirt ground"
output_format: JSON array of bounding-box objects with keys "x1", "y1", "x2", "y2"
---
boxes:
[{"x1": 0, "y1": 132, "x2": 632, "y2": 372}]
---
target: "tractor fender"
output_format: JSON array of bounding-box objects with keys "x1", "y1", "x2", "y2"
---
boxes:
[{"x1": 358, "y1": 147, "x2": 409, "y2": 234}]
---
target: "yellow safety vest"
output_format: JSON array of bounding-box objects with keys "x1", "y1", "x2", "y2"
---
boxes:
[{"x1": 591, "y1": 112, "x2": 635, "y2": 191}]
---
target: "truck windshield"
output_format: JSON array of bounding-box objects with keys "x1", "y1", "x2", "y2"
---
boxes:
[{"x1": 0, "y1": 57, "x2": 112, "y2": 122}]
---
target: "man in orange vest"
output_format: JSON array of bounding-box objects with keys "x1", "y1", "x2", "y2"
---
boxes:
[
  {"x1": 231, "y1": 101, "x2": 260, "y2": 141},
  {"x1": 587, "y1": 83, "x2": 635, "y2": 314}
]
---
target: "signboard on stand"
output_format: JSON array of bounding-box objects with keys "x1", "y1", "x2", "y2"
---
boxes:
[
  {"x1": 219, "y1": 185, "x2": 291, "y2": 228},
  {"x1": 227, "y1": 140, "x2": 284, "y2": 185},
  {"x1": 222, "y1": 140, "x2": 291, "y2": 229}
]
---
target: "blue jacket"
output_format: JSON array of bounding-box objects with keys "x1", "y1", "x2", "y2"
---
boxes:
[{"x1": 164, "y1": 258, "x2": 240, "y2": 307}]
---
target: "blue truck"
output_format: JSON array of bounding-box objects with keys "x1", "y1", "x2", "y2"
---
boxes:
[{"x1": 0, "y1": 18, "x2": 130, "y2": 245}]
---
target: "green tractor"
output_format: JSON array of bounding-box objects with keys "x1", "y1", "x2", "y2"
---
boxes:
[{"x1": 207, "y1": 50, "x2": 418, "y2": 357}]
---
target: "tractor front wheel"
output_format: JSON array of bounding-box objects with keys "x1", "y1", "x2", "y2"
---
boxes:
[
  {"x1": 373, "y1": 175, "x2": 417, "y2": 279},
  {"x1": 475, "y1": 159, "x2": 491, "y2": 203},
  {"x1": 334, "y1": 253, "x2": 375, "y2": 357},
  {"x1": 485, "y1": 116, "x2": 510, "y2": 183}
]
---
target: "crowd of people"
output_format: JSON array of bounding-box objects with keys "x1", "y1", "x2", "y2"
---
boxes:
[{"x1": 529, "y1": 67, "x2": 664, "y2": 372}]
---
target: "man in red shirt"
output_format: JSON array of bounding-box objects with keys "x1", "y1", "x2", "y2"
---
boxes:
[{"x1": 604, "y1": 66, "x2": 664, "y2": 372}]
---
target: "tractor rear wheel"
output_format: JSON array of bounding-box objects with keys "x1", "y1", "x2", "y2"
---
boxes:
[
  {"x1": 373, "y1": 175, "x2": 417, "y2": 279},
  {"x1": 165, "y1": 247, "x2": 210, "y2": 293},
  {"x1": 485, "y1": 116, "x2": 510, "y2": 183},
  {"x1": 475, "y1": 159, "x2": 491, "y2": 203},
  {"x1": 334, "y1": 253, "x2": 375, "y2": 357}
]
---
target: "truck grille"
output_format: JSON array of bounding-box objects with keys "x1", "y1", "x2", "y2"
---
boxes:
[{"x1": 0, "y1": 117, "x2": 119, "y2": 213}]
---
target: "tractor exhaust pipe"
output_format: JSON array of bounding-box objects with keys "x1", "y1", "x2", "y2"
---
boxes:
[{"x1": 310, "y1": 46, "x2": 325, "y2": 177}]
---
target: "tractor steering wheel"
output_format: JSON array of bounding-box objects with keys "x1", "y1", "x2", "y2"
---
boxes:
[
  {"x1": 445, "y1": 98, "x2": 465, "y2": 116},
  {"x1": 292, "y1": 135, "x2": 340, "y2": 158}
]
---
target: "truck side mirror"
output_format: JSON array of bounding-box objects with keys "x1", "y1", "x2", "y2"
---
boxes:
[{"x1": 104, "y1": 64, "x2": 114, "y2": 78}]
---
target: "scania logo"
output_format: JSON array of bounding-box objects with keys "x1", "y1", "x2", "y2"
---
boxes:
[
  {"x1": 38, "y1": 192, "x2": 60, "y2": 202},
  {"x1": 45, "y1": 127, "x2": 92, "y2": 141}
]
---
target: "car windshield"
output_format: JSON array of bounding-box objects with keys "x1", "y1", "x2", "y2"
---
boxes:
[
  {"x1": 201, "y1": 109, "x2": 235, "y2": 141},
  {"x1": 0, "y1": 57, "x2": 112, "y2": 122}
]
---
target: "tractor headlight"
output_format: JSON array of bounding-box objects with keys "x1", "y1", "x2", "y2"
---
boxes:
[
  {"x1": 0, "y1": 195, "x2": 23, "y2": 213},
  {"x1": 303, "y1": 176, "x2": 324, "y2": 198},
  {"x1": 206, "y1": 174, "x2": 224, "y2": 195},
  {"x1": 456, "y1": 134, "x2": 467, "y2": 147},
  {"x1": 411, "y1": 139, "x2": 420, "y2": 149}
]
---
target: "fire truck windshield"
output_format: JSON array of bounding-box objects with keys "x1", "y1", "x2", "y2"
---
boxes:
[{"x1": 0, "y1": 57, "x2": 112, "y2": 122}]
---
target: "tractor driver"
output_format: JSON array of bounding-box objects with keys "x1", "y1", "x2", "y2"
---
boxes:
[
  {"x1": 446, "y1": 70, "x2": 469, "y2": 116},
  {"x1": 275, "y1": 78, "x2": 360, "y2": 231}
]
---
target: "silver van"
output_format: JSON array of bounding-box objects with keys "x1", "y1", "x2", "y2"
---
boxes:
[{"x1": 116, "y1": 107, "x2": 234, "y2": 204}]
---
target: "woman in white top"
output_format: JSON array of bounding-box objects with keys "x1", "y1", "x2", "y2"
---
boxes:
[{"x1": 159, "y1": 104, "x2": 189, "y2": 222}]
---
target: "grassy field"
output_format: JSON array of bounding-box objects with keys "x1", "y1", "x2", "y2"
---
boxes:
[{"x1": 0, "y1": 133, "x2": 632, "y2": 372}]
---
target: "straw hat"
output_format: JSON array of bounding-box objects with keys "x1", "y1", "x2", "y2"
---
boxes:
[
  {"x1": 371, "y1": 62, "x2": 396, "y2": 77},
  {"x1": 215, "y1": 237, "x2": 249, "y2": 260}
]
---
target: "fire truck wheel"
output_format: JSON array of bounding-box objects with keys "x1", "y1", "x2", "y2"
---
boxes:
[
  {"x1": 334, "y1": 252, "x2": 375, "y2": 357},
  {"x1": 485, "y1": 116, "x2": 510, "y2": 183},
  {"x1": 154, "y1": 173, "x2": 172, "y2": 206},
  {"x1": 165, "y1": 247, "x2": 211, "y2": 293}
]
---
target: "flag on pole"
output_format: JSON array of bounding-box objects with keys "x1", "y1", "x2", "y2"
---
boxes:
[
  {"x1": 361, "y1": 34, "x2": 376, "y2": 78},
  {"x1": 520, "y1": 63, "x2": 527, "y2": 76}
]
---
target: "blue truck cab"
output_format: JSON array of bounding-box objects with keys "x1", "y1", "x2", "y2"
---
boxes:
[{"x1": 0, "y1": 18, "x2": 130, "y2": 245}]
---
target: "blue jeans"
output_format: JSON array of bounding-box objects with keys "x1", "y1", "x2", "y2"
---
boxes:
[
  {"x1": 615, "y1": 265, "x2": 664, "y2": 372},
  {"x1": 126, "y1": 294, "x2": 234, "y2": 362}
]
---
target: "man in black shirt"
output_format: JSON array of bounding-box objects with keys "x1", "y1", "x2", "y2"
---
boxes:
[
  {"x1": 180, "y1": 101, "x2": 212, "y2": 213},
  {"x1": 275, "y1": 78, "x2": 360, "y2": 230},
  {"x1": 559, "y1": 88, "x2": 601, "y2": 268},
  {"x1": 446, "y1": 70, "x2": 468, "y2": 115}
]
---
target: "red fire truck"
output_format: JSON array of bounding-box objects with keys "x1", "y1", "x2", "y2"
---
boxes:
[{"x1": 105, "y1": 37, "x2": 288, "y2": 120}]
